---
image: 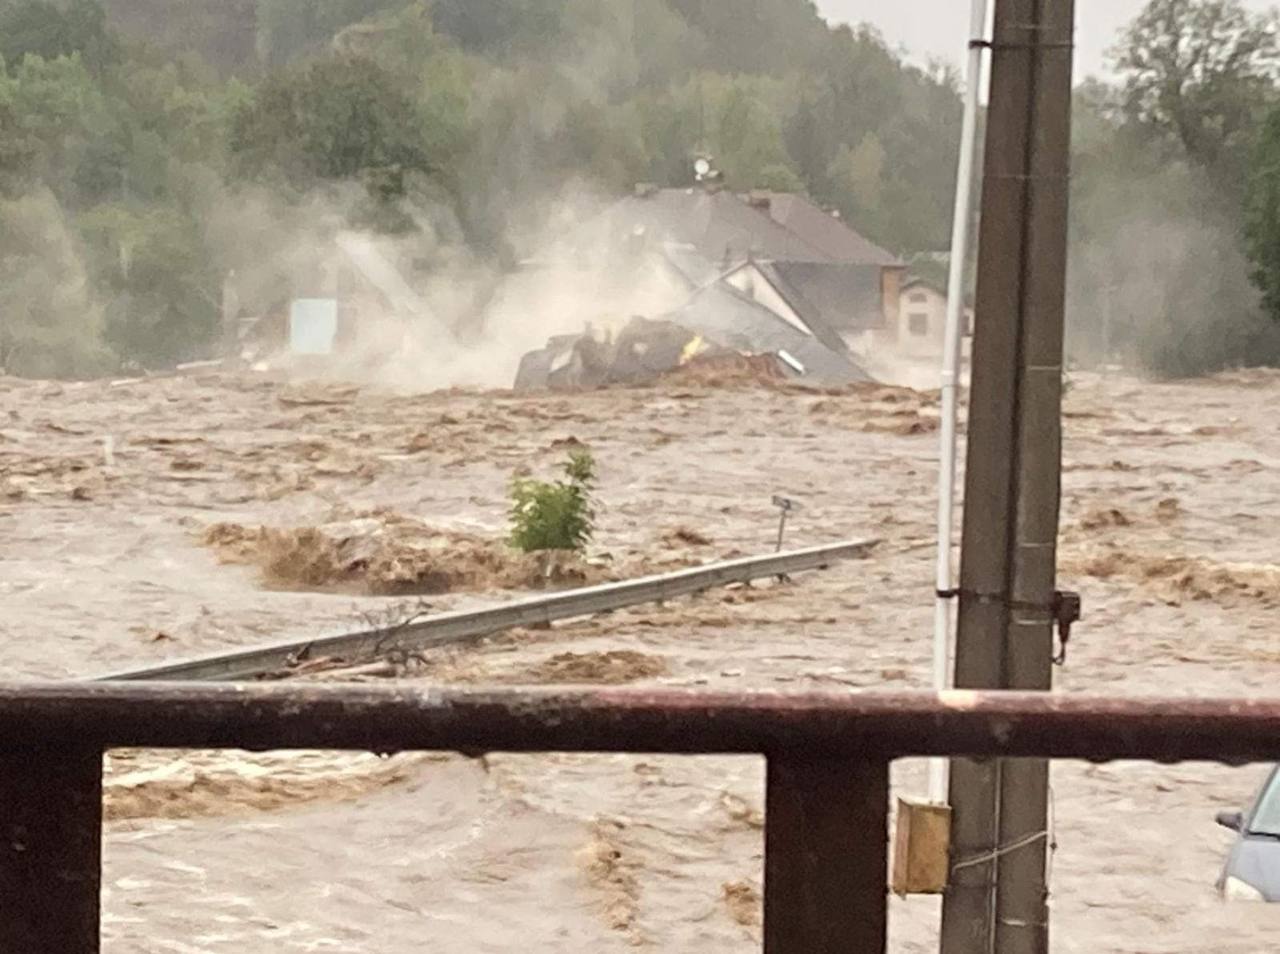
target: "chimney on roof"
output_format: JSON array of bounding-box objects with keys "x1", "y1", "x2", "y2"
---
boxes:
[
  {"x1": 634, "y1": 182, "x2": 658, "y2": 199},
  {"x1": 747, "y1": 190, "x2": 772, "y2": 211}
]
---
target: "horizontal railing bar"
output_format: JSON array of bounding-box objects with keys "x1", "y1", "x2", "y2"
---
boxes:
[
  {"x1": 1, "y1": 684, "x2": 1279, "y2": 764},
  {"x1": 99, "y1": 539, "x2": 878, "y2": 683}
]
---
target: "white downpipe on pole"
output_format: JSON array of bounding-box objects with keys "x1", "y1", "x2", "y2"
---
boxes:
[{"x1": 927, "y1": 0, "x2": 990, "y2": 806}]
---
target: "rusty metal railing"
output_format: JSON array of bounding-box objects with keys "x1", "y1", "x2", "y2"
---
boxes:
[{"x1": 3, "y1": 683, "x2": 1278, "y2": 953}]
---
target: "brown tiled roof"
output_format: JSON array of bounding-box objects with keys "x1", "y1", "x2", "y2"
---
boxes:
[{"x1": 757, "y1": 192, "x2": 902, "y2": 267}]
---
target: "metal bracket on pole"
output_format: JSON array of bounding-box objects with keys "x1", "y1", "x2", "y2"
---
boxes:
[{"x1": 1051, "y1": 590, "x2": 1081, "y2": 666}]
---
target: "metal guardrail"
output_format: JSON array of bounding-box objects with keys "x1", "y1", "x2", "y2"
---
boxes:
[
  {"x1": 101, "y1": 539, "x2": 877, "y2": 682},
  {"x1": 3, "y1": 684, "x2": 1279, "y2": 953}
]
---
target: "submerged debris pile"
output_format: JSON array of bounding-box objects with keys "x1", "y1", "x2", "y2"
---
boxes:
[
  {"x1": 201, "y1": 509, "x2": 707, "y2": 596},
  {"x1": 202, "y1": 512, "x2": 606, "y2": 595},
  {"x1": 661, "y1": 351, "x2": 790, "y2": 389},
  {"x1": 515, "y1": 314, "x2": 866, "y2": 393}
]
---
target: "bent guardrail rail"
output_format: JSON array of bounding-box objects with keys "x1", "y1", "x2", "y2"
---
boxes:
[{"x1": 100, "y1": 539, "x2": 878, "y2": 683}]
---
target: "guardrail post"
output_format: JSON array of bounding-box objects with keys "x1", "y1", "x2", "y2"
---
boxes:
[
  {"x1": 0, "y1": 748, "x2": 103, "y2": 953},
  {"x1": 764, "y1": 756, "x2": 888, "y2": 954}
]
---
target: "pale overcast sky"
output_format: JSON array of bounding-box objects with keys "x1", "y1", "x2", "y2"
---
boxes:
[{"x1": 815, "y1": 0, "x2": 1278, "y2": 81}]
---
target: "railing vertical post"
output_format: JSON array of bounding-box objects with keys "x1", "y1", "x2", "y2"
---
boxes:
[
  {"x1": 0, "y1": 748, "x2": 103, "y2": 953},
  {"x1": 764, "y1": 756, "x2": 889, "y2": 954}
]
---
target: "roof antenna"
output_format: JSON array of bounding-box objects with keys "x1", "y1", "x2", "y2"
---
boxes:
[{"x1": 694, "y1": 155, "x2": 722, "y2": 189}]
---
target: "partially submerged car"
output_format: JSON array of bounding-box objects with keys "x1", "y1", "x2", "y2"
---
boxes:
[{"x1": 1216, "y1": 765, "x2": 1280, "y2": 901}]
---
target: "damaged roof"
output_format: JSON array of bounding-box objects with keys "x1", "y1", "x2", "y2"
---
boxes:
[
  {"x1": 576, "y1": 189, "x2": 833, "y2": 265},
  {"x1": 576, "y1": 187, "x2": 902, "y2": 270},
  {"x1": 548, "y1": 188, "x2": 898, "y2": 337},
  {"x1": 761, "y1": 261, "x2": 886, "y2": 333},
  {"x1": 334, "y1": 232, "x2": 431, "y2": 320},
  {"x1": 662, "y1": 280, "x2": 870, "y2": 386}
]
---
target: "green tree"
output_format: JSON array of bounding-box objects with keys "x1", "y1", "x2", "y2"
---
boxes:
[
  {"x1": 711, "y1": 80, "x2": 801, "y2": 190},
  {"x1": 78, "y1": 202, "x2": 220, "y2": 367},
  {"x1": 7, "y1": 52, "x2": 110, "y2": 200},
  {"x1": 0, "y1": 190, "x2": 109, "y2": 377},
  {"x1": 509, "y1": 450, "x2": 597, "y2": 553},
  {"x1": 229, "y1": 53, "x2": 440, "y2": 227},
  {"x1": 1245, "y1": 106, "x2": 1280, "y2": 320},
  {"x1": 0, "y1": 0, "x2": 117, "y2": 74},
  {"x1": 784, "y1": 87, "x2": 837, "y2": 191},
  {"x1": 1068, "y1": 79, "x2": 1280, "y2": 375},
  {"x1": 1112, "y1": 0, "x2": 1280, "y2": 186}
]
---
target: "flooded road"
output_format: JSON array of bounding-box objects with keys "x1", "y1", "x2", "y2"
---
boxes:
[{"x1": 3, "y1": 368, "x2": 1280, "y2": 950}]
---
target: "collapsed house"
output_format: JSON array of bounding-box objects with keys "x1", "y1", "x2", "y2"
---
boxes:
[
  {"x1": 225, "y1": 231, "x2": 432, "y2": 367},
  {"x1": 505, "y1": 184, "x2": 907, "y2": 390}
]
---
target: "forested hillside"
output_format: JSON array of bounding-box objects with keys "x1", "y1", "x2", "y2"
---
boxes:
[
  {"x1": 0, "y1": 0, "x2": 963, "y2": 377},
  {"x1": 8, "y1": 0, "x2": 1279, "y2": 380}
]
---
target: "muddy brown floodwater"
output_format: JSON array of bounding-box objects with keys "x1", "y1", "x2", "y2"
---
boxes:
[{"x1": 3, "y1": 367, "x2": 1280, "y2": 952}]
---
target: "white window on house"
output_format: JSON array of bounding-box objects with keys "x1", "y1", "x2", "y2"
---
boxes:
[
  {"x1": 908, "y1": 313, "x2": 930, "y2": 336},
  {"x1": 908, "y1": 291, "x2": 929, "y2": 304}
]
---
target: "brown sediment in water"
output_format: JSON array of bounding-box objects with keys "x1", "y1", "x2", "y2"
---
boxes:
[
  {"x1": 718, "y1": 792, "x2": 764, "y2": 830},
  {"x1": 201, "y1": 514, "x2": 608, "y2": 595},
  {"x1": 433, "y1": 650, "x2": 669, "y2": 686},
  {"x1": 1061, "y1": 546, "x2": 1280, "y2": 607},
  {"x1": 580, "y1": 817, "x2": 645, "y2": 943},
  {"x1": 663, "y1": 526, "x2": 714, "y2": 548},
  {"x1": 522, "y1": 651, "x2": 668, "y2": 685},
  {"x1": 1076, "y1": 506, "x2": 1134, "y2": 531},
  {"x1": 857, "y1": 413, "x2": 940, "y2": 436},
  {"x1": 721, "y1": 880, "x2": 761, "y2": 928},
  {"x1": 11, "y1": 368, "x2": 1280, "y2": 952},
  {"x1": 104, "y1": 750, "x2": 437, "y2": 823}
]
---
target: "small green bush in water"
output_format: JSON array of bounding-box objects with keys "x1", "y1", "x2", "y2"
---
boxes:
[{"x1": 509, "y1": 450, "x2": 597, "y2": 553}]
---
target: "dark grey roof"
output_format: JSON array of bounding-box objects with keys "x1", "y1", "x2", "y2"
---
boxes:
[
  {"x1": 747, "y1": 261, "x2": 846, "y2": 350},
  {"x1": 662, "y1": 281, "x2": 870, "y2": 386},
  {"x1": 547, "y1": 188, "x2": 901, "y2": 275},
  {"x1": 575, "y1": 189, "x2": 837, "y2": 264},
  {"x1": 658, "y1": 242, "x2": 722, "y2": 287},
  {"x1": 765, "y1": 261, "x2": 887, "y2": 333},
  {"x1": 547, "y1": 190, "x2": 896, "y2": 337}
]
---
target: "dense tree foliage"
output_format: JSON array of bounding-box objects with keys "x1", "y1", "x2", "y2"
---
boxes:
[
  {"x1": 9, "y1": 0, "x2": 1280, "y2": 380},
  {"x1": 1113, "y1": 0, "x2": 1280, "y2": 192},
  {"x1": 1072, "y1": 0, "x2": 1280, "y2": 376},
  {"x1": 1245, "y1": 108, "x2": 1280, "y2": 323},
  {"x1": 0, "y1": 0, "x2": 117, "y2": 73}
]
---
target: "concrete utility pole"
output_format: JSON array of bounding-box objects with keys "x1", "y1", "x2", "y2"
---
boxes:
[{"x1": 939, "y1": 1, "x2": 1075, "y2": 953}]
